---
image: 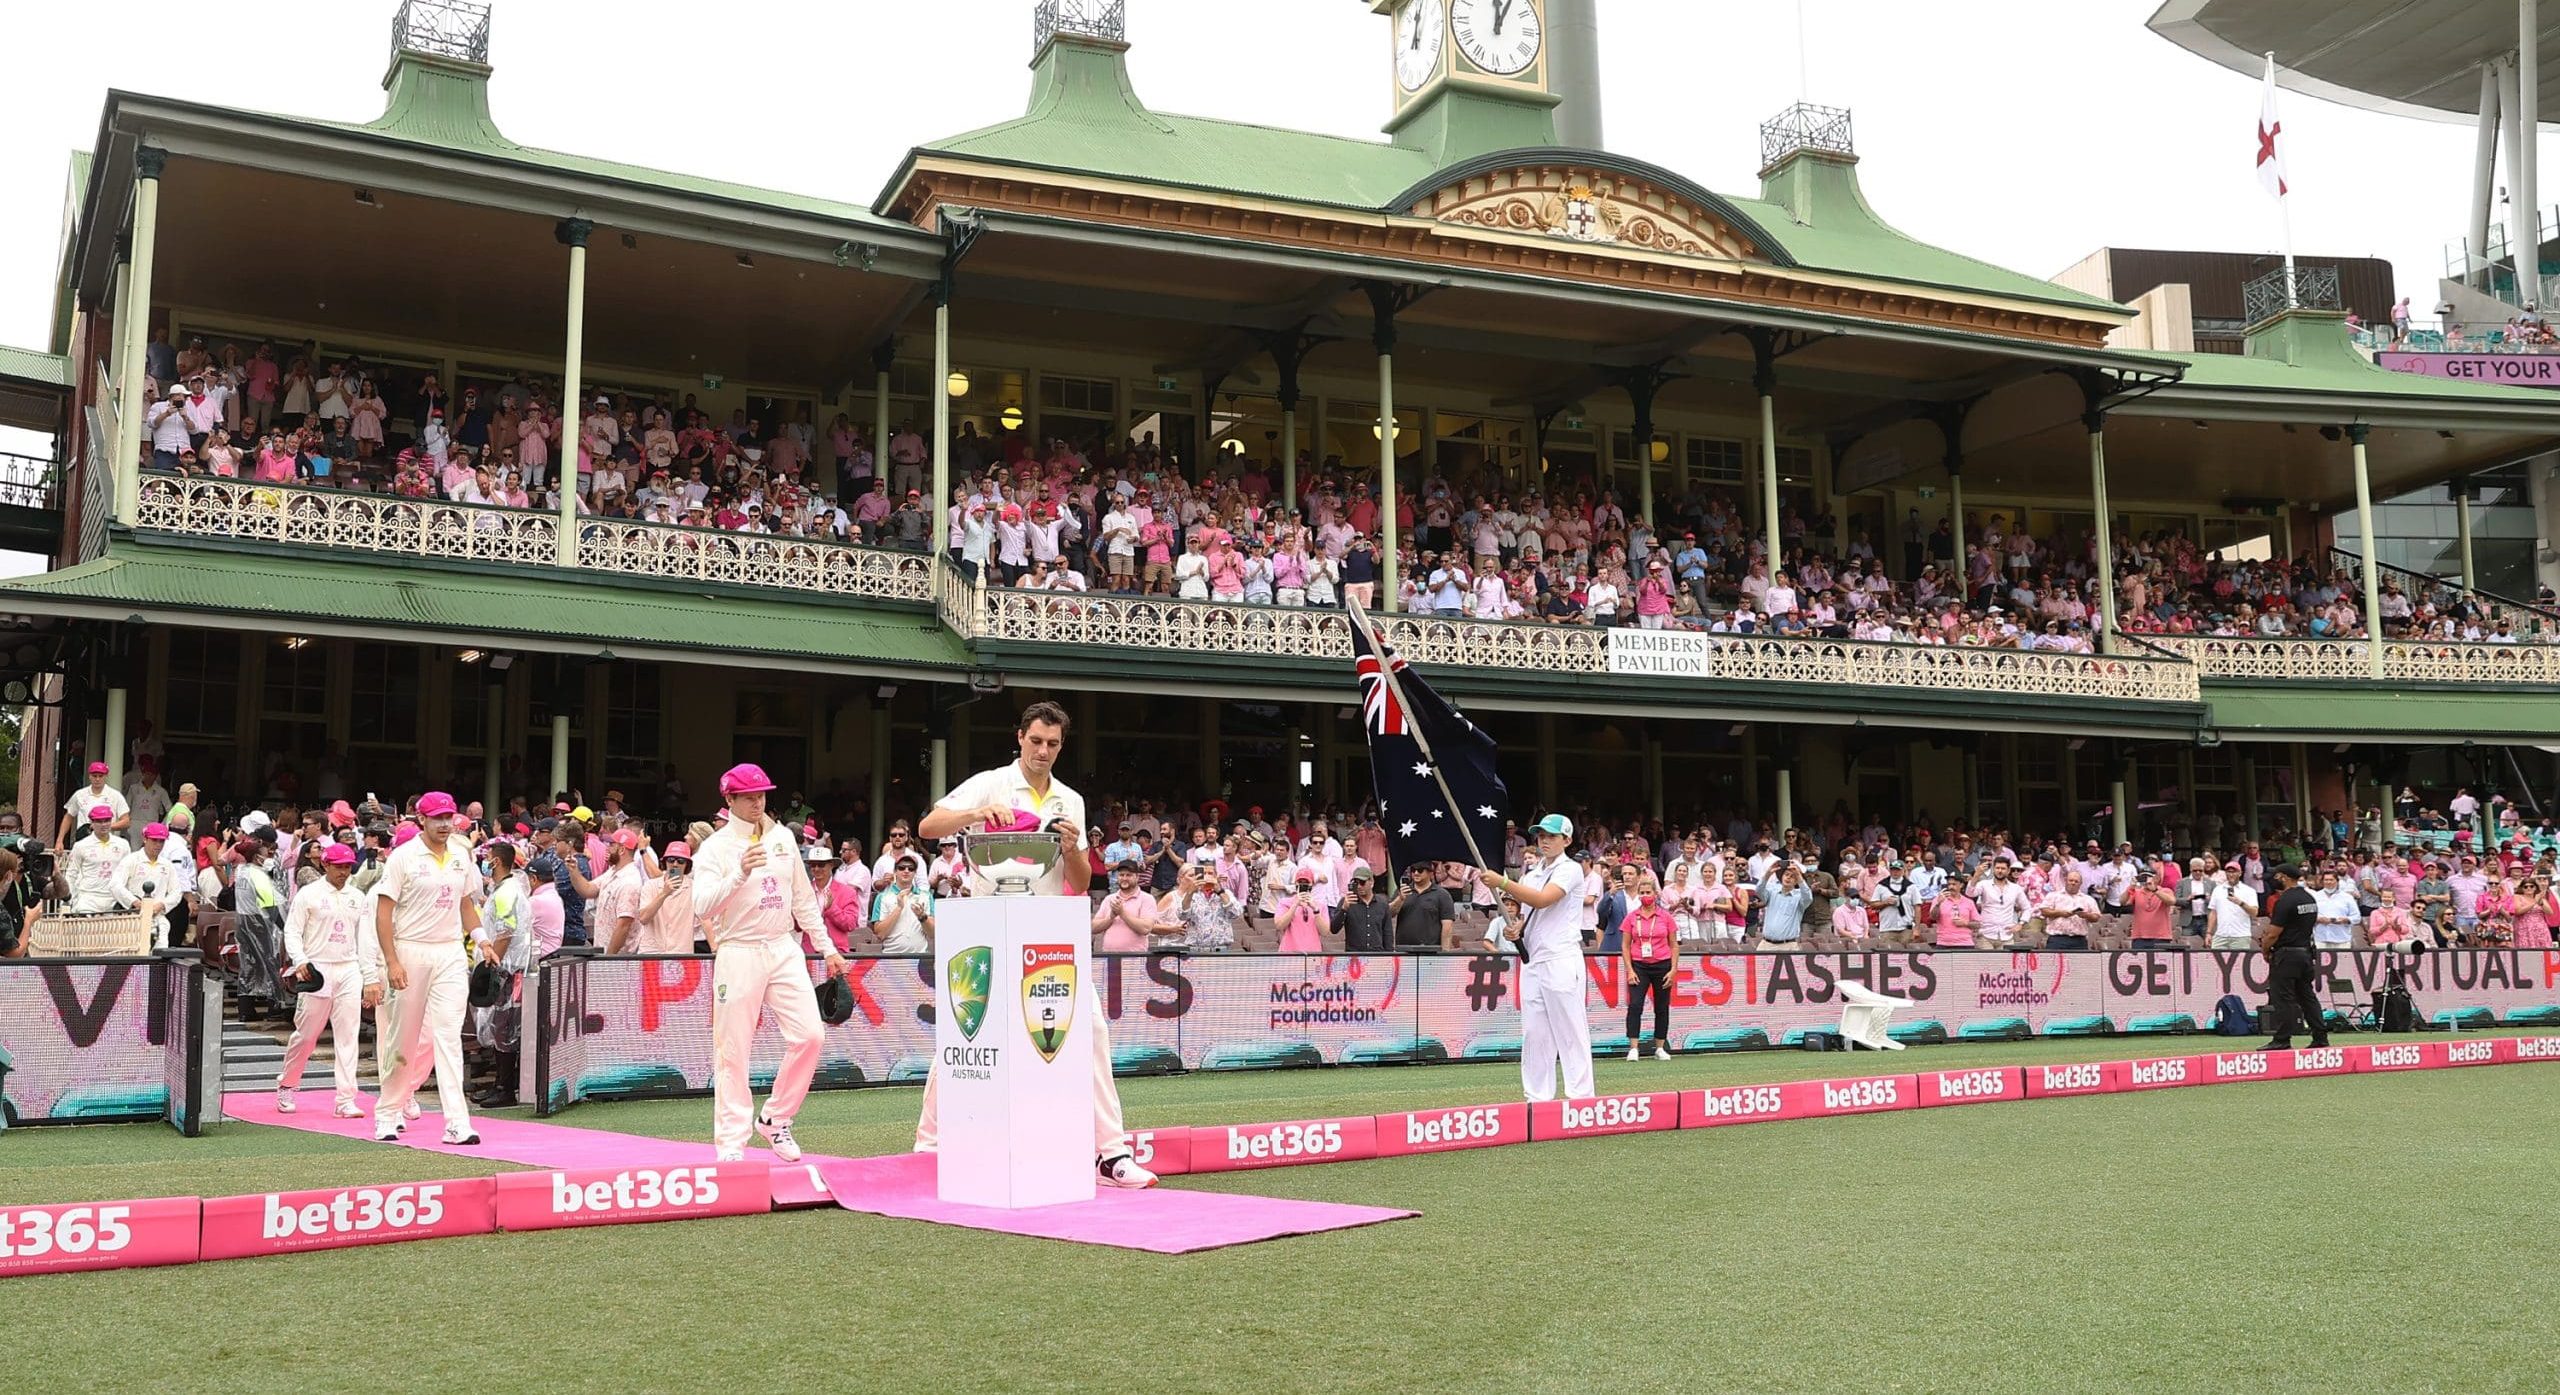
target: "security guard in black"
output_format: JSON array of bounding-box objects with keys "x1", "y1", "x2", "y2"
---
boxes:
[{"x1": 2260, "y1": 866, "x2": 2331, "y2": 1050}]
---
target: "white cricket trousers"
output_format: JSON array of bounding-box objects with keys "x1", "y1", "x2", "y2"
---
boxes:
[
  {"x1": 375, "y1": 941, "x2": 471, "y2": 1132},
  {"x1": 277, "y1": 960, "x2": 364, "y2": 1106},
  {"x1": 913, "y1": 983, "x2": 1129, "y2": 1158},
  {"x1": 712, "y1": 937, "x2": 826, "y2": 1153},
  {"x1": 1519, "y1": 955, "x2": 1596, "y2": 1103}
]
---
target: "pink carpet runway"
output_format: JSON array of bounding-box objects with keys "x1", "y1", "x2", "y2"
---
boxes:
[
  {"x1": 817, "y1": 1152, "x2": 1417, "y2": 1253},
  {"x1": 224, "y1": 1091, "x2": 842, "y2": 1207}
]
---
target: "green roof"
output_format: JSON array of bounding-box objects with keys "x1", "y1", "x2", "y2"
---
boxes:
[
  {"x1": 3, "y1": 546, "x2": 972, "y2": 671},
  {"x1": 0, "y1": 344, "x2": 68, "y2": 388},
  {"x1": 912, "y1": 38, "x2": 2123, "y2": 318}
]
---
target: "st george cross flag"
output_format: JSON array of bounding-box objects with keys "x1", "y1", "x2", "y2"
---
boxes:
[
  {"x1": 2256, "y1": 53, "x2": 2289, "y2": 199},
  {"x1": 1348, "y1": 608, "x2": 1509, "y2": 869}
]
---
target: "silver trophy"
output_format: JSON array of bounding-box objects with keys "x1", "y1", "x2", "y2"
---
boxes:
[{"x1": 957, "y1": 828, "x2": 1064, "y2": 897}]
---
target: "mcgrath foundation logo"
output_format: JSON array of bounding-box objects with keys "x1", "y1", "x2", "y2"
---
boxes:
[
  {"x1": 946, "y1": 947, "x2": 992, "y2": 1042},
  {"x1": 1020, "y1": 945, "x2": 1078, "y2": 1063}
]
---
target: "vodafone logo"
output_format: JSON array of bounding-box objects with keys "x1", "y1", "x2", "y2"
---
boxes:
[
  {"x1": 548, "y1": 1168, "x2": 722, "y2": 1215},
  {"x1": 263, "y1": 1185, "x2": 445, "y2": 1239},
  {"x1": 2517, "y1": 1036, "x2": 2560, "y2": 1060},
  {"x1": 1405, "y1": 1107, "x2": 1503, "y2": 1146},
  {"x1": 1559, "y1": 1095, "x2": 1655, "y2": 1131},
  {"x1": 1692, "y1": 1086, "x2": 1786, "y2": 1120},
  {"x1": 2040, "y1": 1063, "x2": 2104, "y2": 1091},
  {"x1": 1820, "y1": 1078, "x2": 1899, "y2": 1110},
  {"x1": 1227, "y1": 1122, "x2": 1345, "y2": 1161},
  {"x1": 2215, "y1": 1053, "x2": 2270, "y2": 1078},
  {"x1": 2128, "y1": 1059, "x2": 2187, "y2": 1086},
  {"x1": 1931, "y1": 1070, "x2": 2007, "y2": 1100}
]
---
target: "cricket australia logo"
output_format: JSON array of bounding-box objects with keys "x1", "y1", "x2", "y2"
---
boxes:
[
  {"x1": 1020, "y1": 944, "x2": 1079, "y2": 1063},
  {"x1": 946, "y1": 946, "x2": 992, "y2": 1042}
]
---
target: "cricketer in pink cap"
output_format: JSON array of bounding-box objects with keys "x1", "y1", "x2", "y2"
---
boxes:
[
  {"x1": 88, "y1": 761, "x2": 108, "y2": 775},
  {"x1": 719, "y1": 763, "x2": 777, "y2": 798},
  {"x1": 321, "y1": 843, "x2": 357, "y2": 866},
  {"x1": 416, "y1": 791, "x2": 459, "y2": 820},
  {"x1": 142, "y1": 822, "x2": 169, "y2": 842},
  {"x1": 89, "y1": 804, "x2": 113, "y2": 821}
]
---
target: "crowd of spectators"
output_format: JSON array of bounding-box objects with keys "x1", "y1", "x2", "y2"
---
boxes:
[{"x1": 130, "y1": 334, "x2": 2556, "y2": 648}]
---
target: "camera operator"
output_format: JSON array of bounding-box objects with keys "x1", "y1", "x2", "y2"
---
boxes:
[{"x1": 0, "y1": 847, "x2": 31, "y2": 957}]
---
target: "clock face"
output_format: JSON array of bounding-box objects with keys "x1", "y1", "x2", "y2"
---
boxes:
[
  {"x1": 1395, "y1": 0, "x2": 1446, "y2": 93},
  {"x1": 1451, "y1": 0, "x2": 1542, "y2": 77}
]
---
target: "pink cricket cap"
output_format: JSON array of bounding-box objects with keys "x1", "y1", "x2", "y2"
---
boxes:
[
  {"x1": 142, "y1": 822, "x2": 169, "y2": 840},
  {"x1": 391, "y1": 824, "x2": 420, "y2": 848},
  {"x1": 611, "y1": 828, "x2": 641, "y2": 850},
  {"x1": 88, "y1": 761, "x2": 108, "y2": 775},
  {"x1": 322, "y1": 843, "x2": 357, "y2": 866},
  {"x1": 416, "y1": 791, "x2": 459, "y2": 819},
  {"x1": 984, "y1": 808, "x2": 1042, "y2": 834},
  {"x1": 88, "y1": 805, "x2": 112, "y2": 821},
  {"x1": 719, "y1": 763, "x2": 777, "y2": 797}
]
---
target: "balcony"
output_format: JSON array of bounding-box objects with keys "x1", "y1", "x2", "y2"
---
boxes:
[
  {"x1": 2141, "y1": 633, "x2": 2560, "y2": 685},
  {"x1": 131, "y1": 474, "x2": 935, "y2": 605},
  {"x1": 941, "y1": 565, "x2": 2202, "y2": 708}
]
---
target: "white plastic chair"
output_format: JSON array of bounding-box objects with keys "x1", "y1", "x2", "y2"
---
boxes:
[{"x1": 1838, "y1": 980, "x2": 1914, "y2": 1051}]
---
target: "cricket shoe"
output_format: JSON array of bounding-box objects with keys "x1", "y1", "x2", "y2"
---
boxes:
[
  {"x1": 274, "y1": 1090, "x2": 298, "y2": 1113},
  {"x1": 374, "y1": 1118, "x2": 404, "y2": 1142},
  {"x1": 755, "y1": 1113, "x2": 802, "y2": 1163},
  {"x1": 442, "y1": 1126, "x2": 481, "y2": 1146},
  {"x1": 404, "y1": 1102, "x2": 422, "y2": 1120},
  {"x1": 333, "y1": 1102, "x2": 365, "y2": 1119},
  {"x1": 1098, "y1": 1153, "x2": 1158, "y2": 1189}
]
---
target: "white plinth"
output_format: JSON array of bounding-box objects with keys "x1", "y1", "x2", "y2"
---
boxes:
[{"x1": 934, "y1": 896, "x2": 1098, "y2": 1208}]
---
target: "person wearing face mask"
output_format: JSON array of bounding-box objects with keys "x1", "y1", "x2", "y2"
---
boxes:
[{"x1": 1620, "y1": 875, "x2": 1678, "y2": 1062}]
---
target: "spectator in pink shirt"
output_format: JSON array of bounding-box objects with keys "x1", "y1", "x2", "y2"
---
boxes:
[
  {"x1": 1620, "y1": 878, "x2": 1677, "y2": 1060},
  {"x1": 1091, "y1": 862, "x2": 1170, "y2": 953},
  {"x1": 809, "y1": 847, "x2": 865, "y2": 954}
]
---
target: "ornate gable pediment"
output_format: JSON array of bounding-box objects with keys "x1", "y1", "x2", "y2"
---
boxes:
[{"x1": 1400, "y1": 154, "x2": 1785, "y2": 265}]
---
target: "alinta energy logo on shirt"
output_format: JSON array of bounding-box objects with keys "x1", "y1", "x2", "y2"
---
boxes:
[{"x1": 947, "y1": 946, "x2": 992, "y2": 1042}]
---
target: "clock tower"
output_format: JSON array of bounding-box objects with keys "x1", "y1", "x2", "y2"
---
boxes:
[{"x1": 1374, "y1": 0, "x2": 1561, "y2": 163}]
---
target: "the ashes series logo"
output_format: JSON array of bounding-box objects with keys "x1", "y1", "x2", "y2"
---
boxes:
[
  {"x1": 1021, "y1": 944, "x2": 1078, "y2": 1062},
  {"x1": 947, "y1": 946, "x2": 992, "y2": 1042}
]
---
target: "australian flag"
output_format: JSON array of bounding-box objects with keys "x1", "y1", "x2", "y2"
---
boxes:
[{"x1": 1349, "y1": 613, "x2": 1510, "y2": 868}]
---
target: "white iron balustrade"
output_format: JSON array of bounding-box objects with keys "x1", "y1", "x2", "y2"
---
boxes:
[{"x1": 2143, "y1": 633, "x2": 2560, "y2": 684}]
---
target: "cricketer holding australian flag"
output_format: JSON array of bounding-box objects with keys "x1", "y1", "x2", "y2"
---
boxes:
[{"x1": 1349, "y1": 610, "x2": 1592, "y2": 1102}]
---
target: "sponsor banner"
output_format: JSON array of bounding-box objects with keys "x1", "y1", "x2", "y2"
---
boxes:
[
  {"x1": 1529, "y1": 1091, "x2": 1677, "y2": 1141},
  {"x1": 201, "y1": 1179, "x2": 496, "y2": 1261},
  {"x1": 2440, "y1": 1036, "x2": 2510, "y2": 1069},
  {"x1": 2123, "y1": 1054, "x2": 2212, "y2": 1091},
  {"x1": 1375, "y1": 1102, "x2": 1531, "y2": 1156},
  {"x1": 1917, "y1": 1066, "x2": 2022, "y2": 1108},
  {"x1": 1129, "y1": 1126, "x2": 1192, "y2": 1178},
  {"x1": 2275, "y1": 1046, "x2": 2354, "y2": 1078},
  {"x1": 0, "y1": 1196, "x2": 200, "y2": 1277},
  {"x1": 494, "y1": 1162, "x2": 771, "y2": 1232},
  {"x1": 1783, "y1": 1074, "x2": 1915, "y2": 1118},
  {"x1": 1683, "y1": 1082, "x2": 1799, "y2": 1127},
  {"x1": 534, "y1": 949, "x2": 2560, "y2": 1112},
  {"x1": 2378, "y1": 351, "x2": 2560, "y2": 386},
  {"x1": 2355, "y1": 1041, "x2": 2445, "y2": 1073},
  {"x1": 0, "y1": 961, "x2": 189, "y2": 1125},
  {"x1": 2024, "y1": 1060, "x2": 2128, "y2": 1098},
  {"x1": 2508, "y1": 1035, "x2": 2560, "y2": 1063},
  {"x1": 1188, "y1": 1116, "x2": 1378, "y2": 1172}
]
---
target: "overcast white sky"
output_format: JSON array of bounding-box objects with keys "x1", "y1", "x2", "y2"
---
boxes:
[{"x1": 0, "y1": 0, "x2": 2521, "y2": 441}]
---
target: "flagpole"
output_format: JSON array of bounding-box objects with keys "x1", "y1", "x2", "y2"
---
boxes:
[
  {"x1": 2268, "y1": 51, "x2": 2297, "y2": 307},
  {"x1": 1346, "y1": 600, "x2": 1499, "y2": 873}
]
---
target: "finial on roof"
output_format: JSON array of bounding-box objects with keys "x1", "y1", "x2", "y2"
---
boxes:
[
  {"x1": 392, "y1": 0, "x2": 492, "y2": 67},
  {"x1": 1034, "y1": 0, "x2": 1127, "y2": 63},
  {"x1": 1759, "y1": 102, "x2": 1855, "y2": 172}
]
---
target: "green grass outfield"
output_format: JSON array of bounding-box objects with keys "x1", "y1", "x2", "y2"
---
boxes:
[{"x1": 8, "y1": 1032, "x2": 2557, "y2": 1395}]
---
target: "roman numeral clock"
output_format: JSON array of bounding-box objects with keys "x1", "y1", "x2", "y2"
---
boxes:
[{"x1": 1379, "y1": 0, "x2": 1551, "y2": 112}]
